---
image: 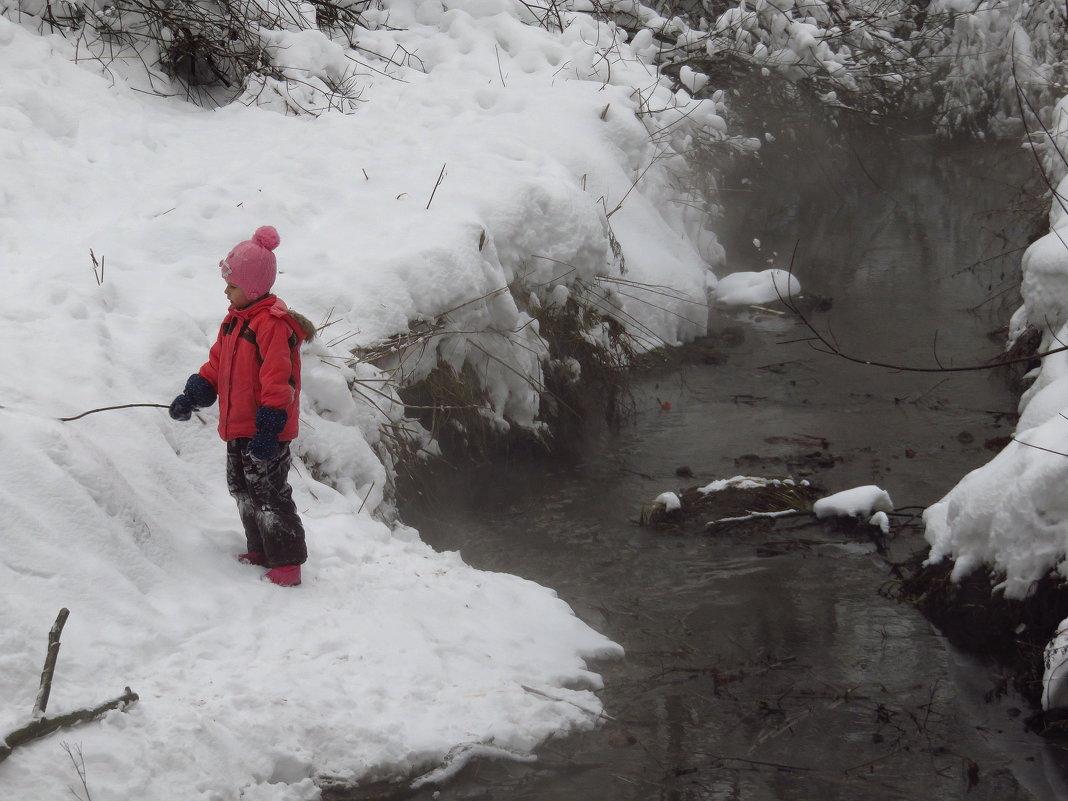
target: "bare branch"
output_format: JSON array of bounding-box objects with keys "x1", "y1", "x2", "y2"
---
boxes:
[
  {"x1": 60, "y1": 403, "x2": 170, "y2": 422},
  {"x1": 775, "y1": 257, "x2": 1065, "y2": 373},
  {"x1": 1011, "y1": 436, "x2": 1068, "y2": 459},
  {"x1": 426, "y1": 163, "x2": 447, "y2": 210}
]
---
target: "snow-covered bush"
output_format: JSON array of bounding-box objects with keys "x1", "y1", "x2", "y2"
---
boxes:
[
  {"x1": 924, "y1": 0, "x2": 1068, "y2": 136},
  {"x1": 581, "y1": 0, "x2": 929, "y2": 121},
  {"x1": 6, "y1": 0, "x2": 368, "y2": 111},
  {"x1": 576, "y1": 0, "x2": 1068, "y2": 137}
]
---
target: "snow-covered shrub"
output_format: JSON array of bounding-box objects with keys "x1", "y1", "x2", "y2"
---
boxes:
[
  {"x1": 583, "y1": 0, "x2": 1068, "y2": 137},
  {"x1": 4, "y1": 0, "x2": 368, "y2": 110},
  {"x1": 586, "y1": 0, "x2": 929, "y2": 120},
  {"x1": 922, "y1": 0, "x2": 1068, "y2": 136}
]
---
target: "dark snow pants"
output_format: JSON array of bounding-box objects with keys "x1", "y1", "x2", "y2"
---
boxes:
[{"x1": 226, "y1": 439, "x2": 307, "y2": 567}]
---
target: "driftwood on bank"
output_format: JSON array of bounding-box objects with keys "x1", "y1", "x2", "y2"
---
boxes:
[{"x1": 0, "y1": 609, "x2": 139, "y2": 764}]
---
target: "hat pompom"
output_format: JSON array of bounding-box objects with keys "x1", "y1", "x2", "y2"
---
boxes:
[{"x1": 252, "y1": 225, "x2": 280, "y2": 251}]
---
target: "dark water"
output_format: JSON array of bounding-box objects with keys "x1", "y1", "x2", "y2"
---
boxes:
[{"x1": 400, "y1": 133, "x2": 1068, "y2": 799}]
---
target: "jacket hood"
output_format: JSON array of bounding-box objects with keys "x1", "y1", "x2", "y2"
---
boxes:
[
  {"x1": 284, "y1": 308, "x2": 317, "y2": 342},
  {"x1": 231, "y1": 295, "x2": 316, "y2": 342}
]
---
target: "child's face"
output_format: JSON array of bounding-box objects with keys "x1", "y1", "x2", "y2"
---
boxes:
[{"x1": 223, "y1": 279, "x2": 252, "y2": 309}]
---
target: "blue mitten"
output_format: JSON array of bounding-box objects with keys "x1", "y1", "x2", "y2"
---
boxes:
[
  {"x1": 169, "y1": 374, "x2": 217, "y2": 421},
  {"x1": 184, "y1": 374, "x2": 217, "y2": 408},
  {"x1": 247, "y1": 407, "x2": 288, "y2": 461},
  {"x1": 169, "y1": 394, "x2": 193, "y2": 421}
]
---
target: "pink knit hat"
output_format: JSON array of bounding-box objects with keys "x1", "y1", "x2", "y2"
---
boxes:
[{"x1": 220, "y1": 226, "x2": 280, "y2": 299}]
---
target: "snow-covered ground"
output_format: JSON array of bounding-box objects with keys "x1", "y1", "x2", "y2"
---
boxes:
[{"x1": 0, "y1": 1, "x2": 730, "y2": 797}]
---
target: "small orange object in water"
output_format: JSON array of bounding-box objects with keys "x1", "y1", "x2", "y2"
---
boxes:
[{"x1": 661, "y1": 401, "x2": 672, "y2": 411}]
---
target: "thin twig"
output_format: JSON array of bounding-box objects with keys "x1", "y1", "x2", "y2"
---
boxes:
[
  {"x1": 776, "y1": 255, "x2": 1067, "y2": 373},
  {"x1": 426, "y1": 163, "x2": 447, "y2": 210},
  {"x1": 494, "y1": 45, "x2": 507, "y2": 87},
  {"x1": 1010, "y1": 36, "x2": 1068, "y2": 229},
  {"x1": 62, "y1": 741, "x2": 93, "y2": 801},
  {"x1": 357, "y1": 480, "x2": 375, "y2": 514},
  {"x1": 60, "y1": 403, "x2": 170, "y2": 422},
  {"x1": 521, "y1": 684, "x2": 613, "y2": 720},
  {"x1": 606, "y1": 149, "x2": 668, "y2": 218},
  {"x1": 1011, "y1": 436, "x2": 1068, "y2": 459},
  {"x1": 89, "y1": 249, "x2": 104, "y2": 286}
]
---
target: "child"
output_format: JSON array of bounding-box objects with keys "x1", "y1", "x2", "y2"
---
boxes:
[{"x1": 169, "y1": 226, "x2": 316, "y2": 587}]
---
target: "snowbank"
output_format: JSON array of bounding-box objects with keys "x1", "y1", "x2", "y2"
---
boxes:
[
  {"x1": 925, "y1": 97, "x2": 1068, "y2": 596},
  {"x1": 923, "y1": 95, "x2": 1068, "y2": 706},
  {"x1": 0, "y1": 0, "x2": 728, "y2": 794}
]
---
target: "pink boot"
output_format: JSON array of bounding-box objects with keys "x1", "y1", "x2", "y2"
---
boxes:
[
  {"x1": 237, "y1": 551, "x2": 268, "y2": 566},
  {"x1": 265, "y1": 565, "x2": 301, "y2": 587}
]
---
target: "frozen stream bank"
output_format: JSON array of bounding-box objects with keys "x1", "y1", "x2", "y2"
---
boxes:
[{"x1": 397, "y1": 132, "x2": 1068, "y2": 799}]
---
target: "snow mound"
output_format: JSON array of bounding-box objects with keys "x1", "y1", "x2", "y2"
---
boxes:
[
  {"x1": 655, "y1": 491, "x2": 683, "y2": 511},
  {"x1": 713, "y1": 269, "x2": 801, "y2": 306},
  {"x1": 813, "y1": 485, "x2": 894, "y2": 520}
]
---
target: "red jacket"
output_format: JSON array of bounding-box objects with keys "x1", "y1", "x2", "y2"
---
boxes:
[{"x1": 199, "y1": 295, "x2": 312, "y2": 442}]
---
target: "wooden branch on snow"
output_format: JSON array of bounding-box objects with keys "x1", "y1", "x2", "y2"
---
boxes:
[
  {"x1": 32, "y1": 607, "x2": 69, "y2": 719},
  {"x1": 0, "y1": 688, "x2": 139, "y2": 764},
  {"x1": 1, "y1": 610, "x2": 139, "y2": 764}
]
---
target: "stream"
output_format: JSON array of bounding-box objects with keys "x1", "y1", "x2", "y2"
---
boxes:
[{"x1": 399, "y1": 129, "x2": 1068, "y2": 799}]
